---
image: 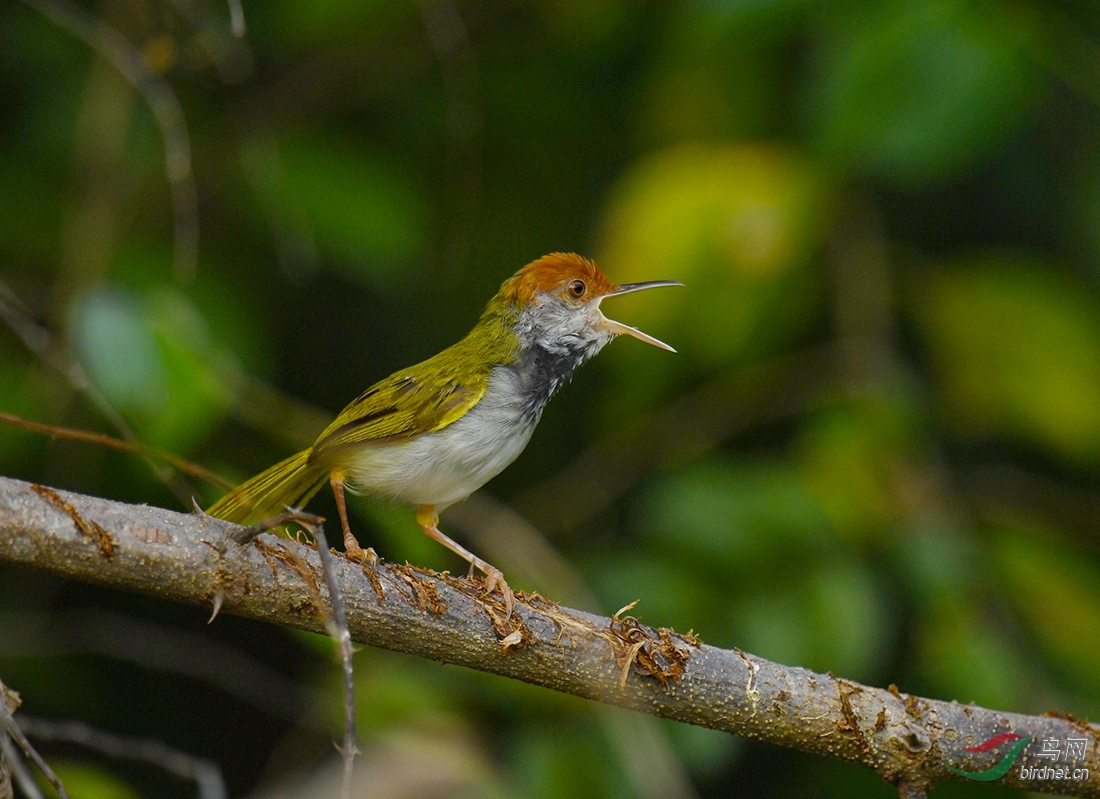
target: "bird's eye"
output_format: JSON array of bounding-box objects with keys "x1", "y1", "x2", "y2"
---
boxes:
[{"x1": 568, "y1": 279, "x2": 586, "y2": 297}]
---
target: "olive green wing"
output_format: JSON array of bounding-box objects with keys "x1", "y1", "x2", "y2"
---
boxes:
[{"x1": 308, "y1": 348, "x2": 491, "y2": 462}]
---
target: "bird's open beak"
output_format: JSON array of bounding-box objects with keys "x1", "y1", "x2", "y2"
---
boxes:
[{"x1": 596, "y1": 281, "x2": 684, "y2": 353}]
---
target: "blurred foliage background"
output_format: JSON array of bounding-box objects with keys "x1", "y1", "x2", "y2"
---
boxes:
[{"x1": 1, "y1": 0, "x2": 1099, "y2": 796}]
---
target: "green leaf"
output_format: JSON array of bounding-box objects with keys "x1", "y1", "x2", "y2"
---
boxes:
[
  {"x1": 47, "y1": 761, "x2": 140, "y2": 799},
  {"x1": 72, "y1": 288, "x2": 167, "y2": 412},
  {"x1": 511, "y1": 722, "x2": 621, "y2": 799},
  {"x1": 597, "y1": 142, "x2": 827, "y2": 399},
  {"x1": 915, "y1": 601, "x2": 1033, "y2": 710},
  {"x1": 993, "y1": 526, "x2": 1100, "y2": 694},
  {"x1": 641, "y1": 458, "x2": 831, "y2": 571},
  {"x1": 731, "y1": 560, "x2": 889, "y2": 678},
  {"x1": 796, "y1": 392, "x2": 921, "y2": 542},
  {"x1": 71, "y1": 284, "x2": 234, "y2": 451},
  {"x1": 271, "y1": 135, "x2": 428, "y2": 286},
  {"x1": 807, "y1": 0, "x2": 1038, "y2": 183},
  {"x1": 911, "y1": 256, "x2": 1100, "y2": 462}
]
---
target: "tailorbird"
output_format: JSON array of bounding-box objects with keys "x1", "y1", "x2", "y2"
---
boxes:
[{"x1": 208, "y1": 253, "x2": 682, "y2": 615}]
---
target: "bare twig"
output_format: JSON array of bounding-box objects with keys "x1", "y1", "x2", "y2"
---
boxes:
[
  {"x1": 0, "y1": 476, "x2": 1097, "y2": 797},
  {"x1": 0, "y1": 280, "x2": 197, "y2": 505},
  {"x1": 0, "y1": 608, "x2": 314, "y2": 725},
  {"x1": 18, "y1": 0, "x2": 199, "y2": 282},
  {"x1": 16, "y1": 715, "x2": 227, "y2": 799},
  {"x1": 227, "y1": 508, "x2": 325, "y2": 546},
  {"x1": 0, "y1": 736, "x2": 10, "y2": 799},
  {"x1": 1, "y1": 734, "x2": 44, "y2": 799},
  {"x1": 211, "y1": 506, "x2": 359, "y2": 788},
  {"x1": 0, "y1": 679, "x2": 69, "y2": 799},
  {"x1": 300, "y1": 518, "x2": 358, "y2": 798},
  {"x1": 0, "y1": 412, "x2": 234, "y2": 491},
  {"x1": 0, "y1": 280, "x2": 137, "y2": 445},
  {"x1": 209, "y1": 394, "x2": 700, "y2": 797}
]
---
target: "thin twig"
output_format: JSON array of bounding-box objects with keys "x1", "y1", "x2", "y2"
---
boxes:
[
  {"x1": 0, "y1": 607, "x2": 316, "y2": 727},
  {"x1": 0, "y1": 412, "x2": 234, "y2": 490},
  {"x1": 0, "y1": 680, "x2": 69, "y2": 799},
  {"x1": 1, "y1": 734, "x2": 45, "y2": 799},
  {"x1": 212, "y1": 505, "x2": 359, "y2": 789},
  {"x1": 299, "y1": 518, "x2": 358, "y2": 797},
  {"x1": 0, "y1": 280, "x2": 138, "y2": 447},
  {"x1": 227, "y1": 508, "x2": 325, "y2": 546},
  {"x1": 17, "y1": 716, "x2": 226, "y2": 799},
  {"x1": 0, "y1": 280, "x2": 197, "y2": 505},
  {"x1": 18, "y1": 0, "x2": 199, "y2": 282}
]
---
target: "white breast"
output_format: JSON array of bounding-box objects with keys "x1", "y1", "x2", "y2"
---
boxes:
[{"x1": 343, "y1": 365, "x2": 538, "y2": 509}]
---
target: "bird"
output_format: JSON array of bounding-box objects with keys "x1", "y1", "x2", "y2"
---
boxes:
[{"x1": 207, "y1": 253, "x2": 681, "y2": 616}]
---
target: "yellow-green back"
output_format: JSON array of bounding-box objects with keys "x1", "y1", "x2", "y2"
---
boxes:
[
  {"x1": 306, "y1": 291, "x2": 521, "y2": 462},
  {"x1": 207, "y1": 284, "x2": 522, "y2": 524}
]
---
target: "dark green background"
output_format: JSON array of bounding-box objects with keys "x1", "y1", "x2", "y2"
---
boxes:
[{"x1": 1, "y1": 0, "x2": 1098, "y2": 796}]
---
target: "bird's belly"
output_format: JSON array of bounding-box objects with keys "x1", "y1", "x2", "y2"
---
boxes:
[{"x1": 343, "y1": 395, "x2": 537, "y2": 509}]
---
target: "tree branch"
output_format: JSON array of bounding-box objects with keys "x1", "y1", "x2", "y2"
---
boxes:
[{"x1": 0, "y1": 475, "x2": 1096, "y2": 797}]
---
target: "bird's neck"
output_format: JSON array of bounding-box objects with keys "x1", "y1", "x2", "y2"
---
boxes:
[
  {"x1": 507, "y1": 300, "x2": 611, "y2": 419},
  {"x1": 464, "y1": 294, "x2": 610, "y2": 419}
]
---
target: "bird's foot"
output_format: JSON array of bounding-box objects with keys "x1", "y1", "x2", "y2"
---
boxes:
[
  {"x1": 345, "y1": 543, "x2": 379, "y2": 569},
  {"x1": 413, "y1": 505, "x2": 514, "y2": 618},
  {"x1": 476, "y1": 561, "x2": 514, "y2": 619},
  {"x1": 332, "y1": 473, "x2": 379, "y2": 569}
]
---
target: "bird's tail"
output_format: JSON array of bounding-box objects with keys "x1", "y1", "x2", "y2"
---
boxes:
[{"x1": 207, "y1": 450, "x2": 329, "y2": 524}]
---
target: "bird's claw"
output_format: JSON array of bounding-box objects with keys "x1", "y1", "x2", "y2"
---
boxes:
[
  {"x1": 345, "y1": 544, "x2": 379, "y2": 569},
  {"x1": 479, "y1": 564, "x2": 515, "y2": 619}
]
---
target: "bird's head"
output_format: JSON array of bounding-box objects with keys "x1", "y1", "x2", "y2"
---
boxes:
[{"x1": 496, "y1": 253, "x2": 681, "y2": 358}]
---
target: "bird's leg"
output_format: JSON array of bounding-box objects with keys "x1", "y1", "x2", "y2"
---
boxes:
[
  {"x1": 416, "y1": 504, "x2": 514, "y2": 618},
  {"x1": 330, "y1": 469, "x2": 377, "y2": 566}
]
